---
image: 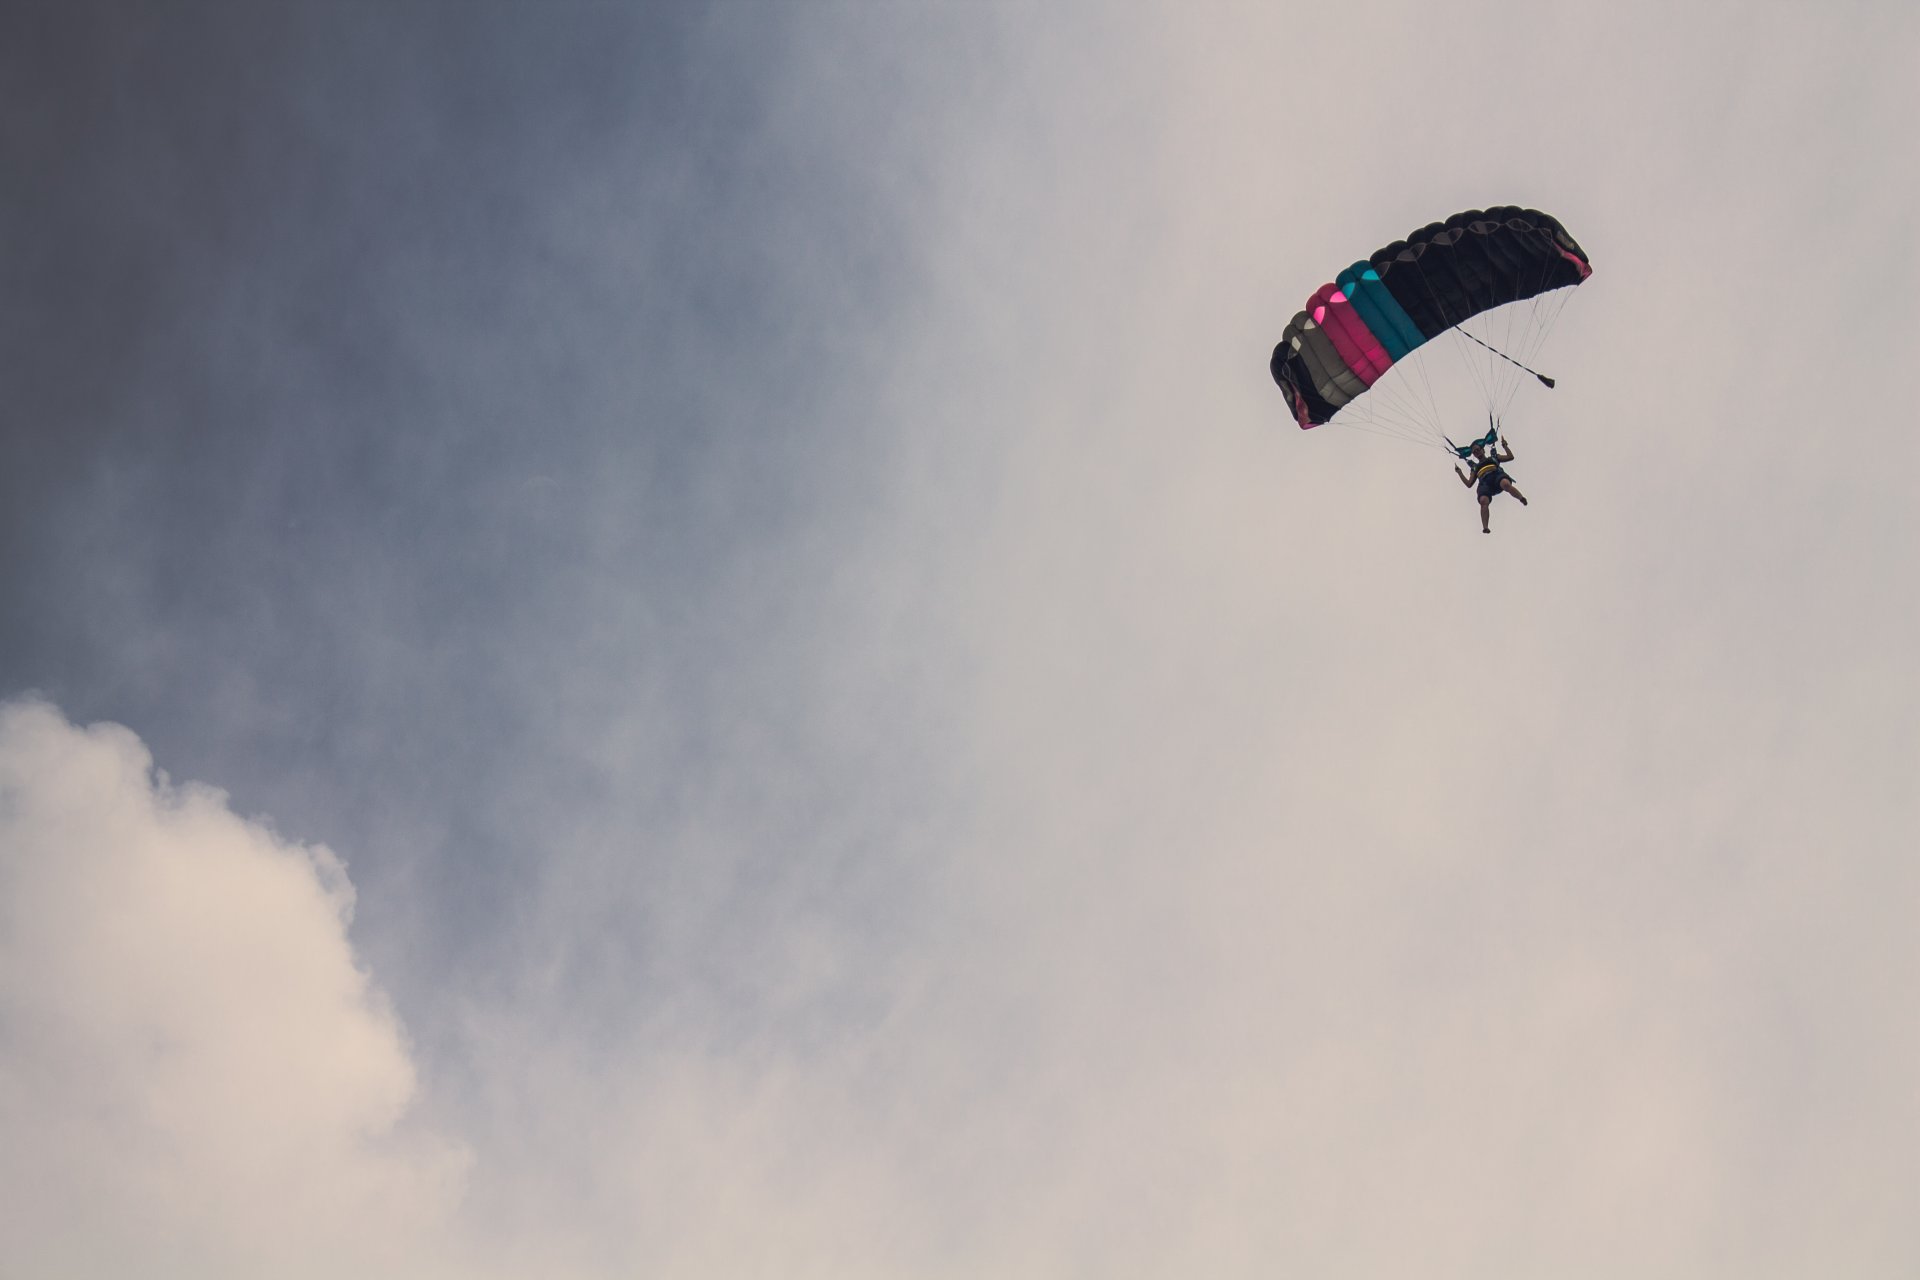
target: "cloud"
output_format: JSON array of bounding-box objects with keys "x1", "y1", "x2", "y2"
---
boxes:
[
  {"x1": 0, "y1": 699, "x2": 464, "y2": 1280},
  {"x1": 4, "y1": 2, "x2": 1917, "y2": 1277}
]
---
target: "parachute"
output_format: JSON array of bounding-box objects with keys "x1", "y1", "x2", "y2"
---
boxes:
[{"x1": 1270, "y1": 207, "x2": 1591, "y2": 450}]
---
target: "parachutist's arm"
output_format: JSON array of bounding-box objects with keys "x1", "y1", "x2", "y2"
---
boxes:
[
  {"x1": 1456, "y1": 466, "x2": 1473, "y2": 487},
  {"x1": 1495, "y1": 440, "x2": 1515, "y2": 462}
]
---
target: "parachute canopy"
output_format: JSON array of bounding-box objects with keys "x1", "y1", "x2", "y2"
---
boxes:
[{"x1": 1271, "y1": 207, "x2": 1591, "y2": 438}]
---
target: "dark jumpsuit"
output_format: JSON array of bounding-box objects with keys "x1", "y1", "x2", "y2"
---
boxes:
[{"x1": 1474, "y1": 459, "x2": 1510, "y2": 498}]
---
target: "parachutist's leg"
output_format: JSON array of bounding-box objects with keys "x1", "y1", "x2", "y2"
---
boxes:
[
  {"x1": 1479, "y1": 494, "x2": 1492, "y2": 532},
  {"x1": 1501, "y1": 478, "x2": 1528, "y2": 506}
]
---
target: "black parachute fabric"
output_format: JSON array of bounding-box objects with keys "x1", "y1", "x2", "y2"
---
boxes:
[{"x1": 1271, "y1": 207, "x2": 1591, "y2": 438}]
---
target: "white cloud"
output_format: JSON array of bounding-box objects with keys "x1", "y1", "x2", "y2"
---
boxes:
[{"x1": 0, "y1": 699, "x2": 464, "y2": 1280}]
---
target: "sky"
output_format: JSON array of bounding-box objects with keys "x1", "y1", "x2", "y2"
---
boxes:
[{"x1": 3, "y1": 1, "x2": 1917, "y2": 1276}]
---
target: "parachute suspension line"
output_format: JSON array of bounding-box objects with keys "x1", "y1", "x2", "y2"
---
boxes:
[
  {"x1": 1365, "y1": 352, "x2": 1456, "y2": 452},
  {"x1": 1514, "y1": 232, "x2": 1565, "y2": 374},
  {"x1": 1505, "y1": 285, "x2": 1573, "y2": 419},
  {"x1": 1488, "y1": 238, "x2": 1522, "y2": 404},
  {"x1": 1484, "y1": 298, "x2": 1546, "y2": 425},
  {"x1": 1466, "y1": 248, "x2": 1540, "y2": 405},
  {"x1": 1490, "y1": 304, "x2": 1526, "y2": 423},
  {"x1": 1473, "y1": 231, "x2": 1579, "y2": 426},
  {"x1": 1405, "y1": 253, "x2": 1504, "y2": 418},
  {"x1": 1461, "y1": 225, "x2": 1579, "y2": 426},
  {"x1": 1519, "y1": 228, "x2": 1574, "y2": 386},
  {"x1": 1324, "y1": 312, "x2": 1457, "y2": 448},
  {"x1": 1327, "y1": 388, "x2": 1420, "y2": 447},
  {"x1": 1407, "y1": 327, "x2": 1450, "y2": 440},
  {"x1": 1366, "y1": 355, "x2": 1448, "y2": 445}
]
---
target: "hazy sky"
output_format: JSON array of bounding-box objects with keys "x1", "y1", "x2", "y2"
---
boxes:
[{"x1": 4, "y1": 2, "x2": 1917, "y2": 1276}]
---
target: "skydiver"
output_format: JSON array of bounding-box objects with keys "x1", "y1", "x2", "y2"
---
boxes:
[{"x1": 1455, "y1": 429, "x2": 1526, "y2": 533}]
